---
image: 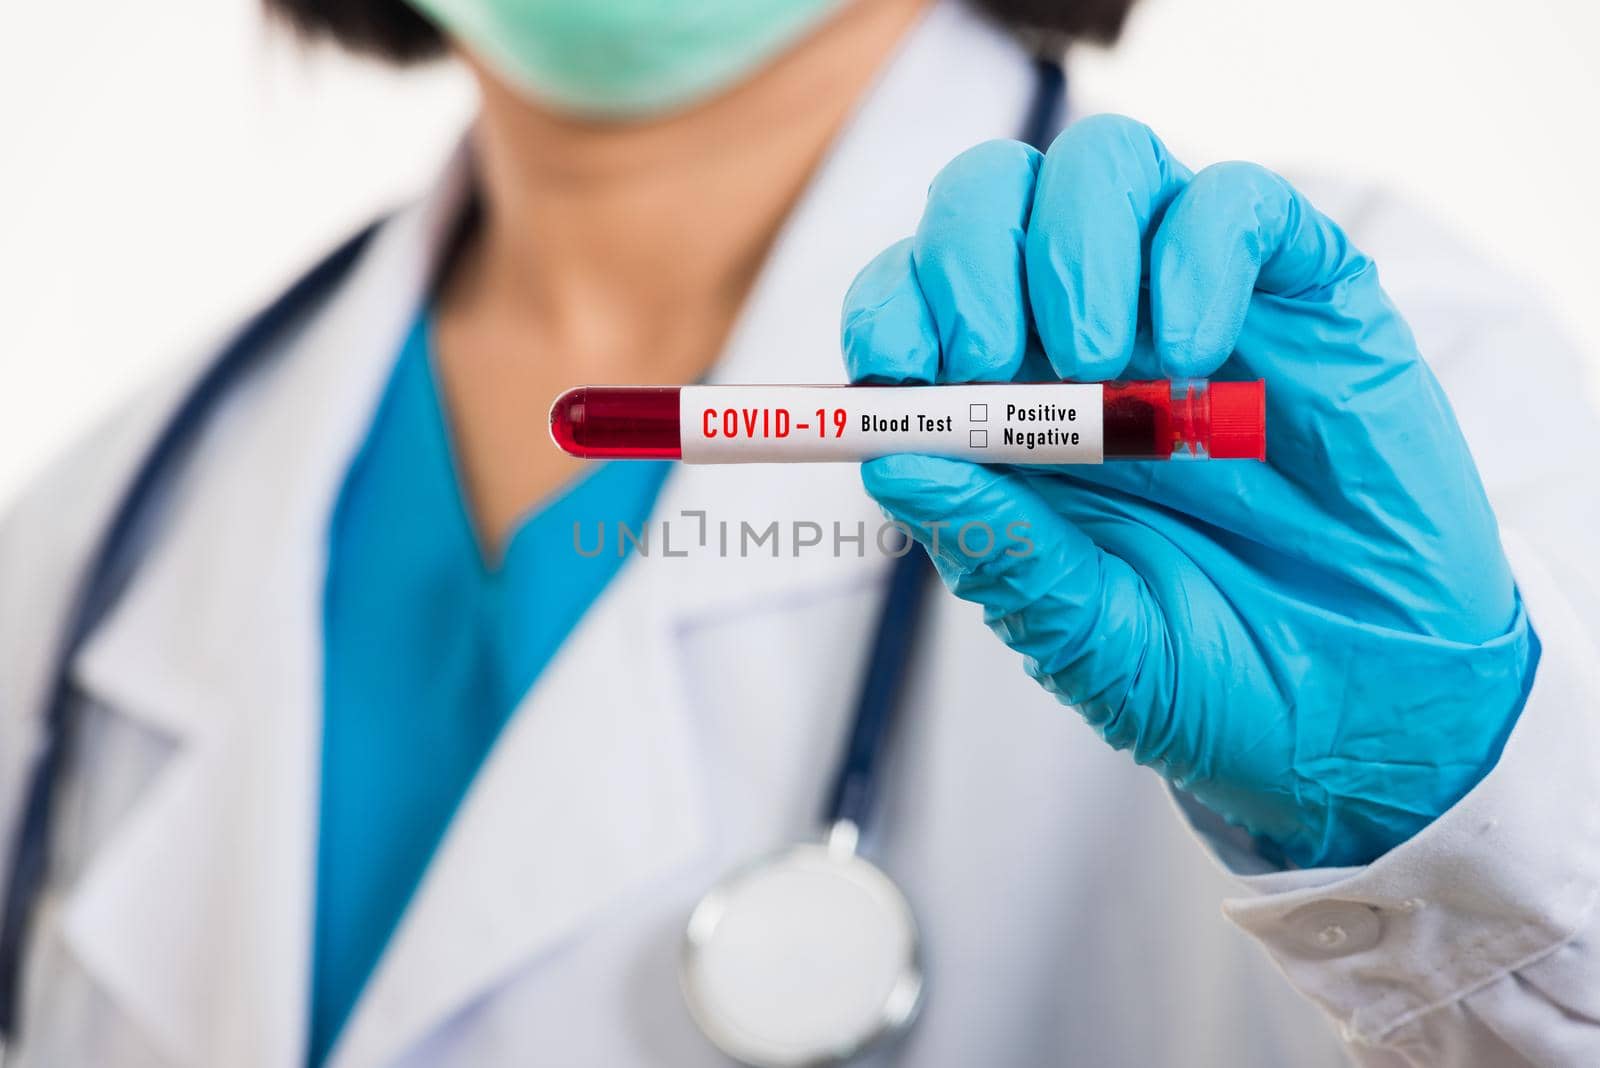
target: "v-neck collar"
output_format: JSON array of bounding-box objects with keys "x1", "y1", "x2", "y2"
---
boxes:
[{"x1": 393, "y1": 310, "x2": 673, "y2": 706}]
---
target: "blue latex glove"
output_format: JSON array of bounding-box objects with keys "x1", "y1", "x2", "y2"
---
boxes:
[{"x1": 841, "y1": 116, "x2": 1538, "y2": 868}]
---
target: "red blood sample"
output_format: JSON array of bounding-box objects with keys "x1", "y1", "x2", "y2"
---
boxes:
[{"x1": 550, "y1": 381, "x2": 1265, "y2": 462}]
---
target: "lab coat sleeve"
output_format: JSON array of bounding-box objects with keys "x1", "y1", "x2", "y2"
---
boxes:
[{"x1": 1192, "y1": 183, "x2": 1600, "y2": 1065}]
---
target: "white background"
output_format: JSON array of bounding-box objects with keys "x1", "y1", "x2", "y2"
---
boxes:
[{"x1": 2, "y1": 0, "x2": 1597, "y2": 506}]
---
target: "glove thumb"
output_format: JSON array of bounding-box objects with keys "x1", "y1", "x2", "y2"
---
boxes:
[{"x1": 862, "y1": 454, "x2": 1167, "y2": 757}]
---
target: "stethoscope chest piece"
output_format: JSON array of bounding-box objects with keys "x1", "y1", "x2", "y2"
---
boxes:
[{"x1": 680, "y1": 822, "x2": 923, "y2": 1068}]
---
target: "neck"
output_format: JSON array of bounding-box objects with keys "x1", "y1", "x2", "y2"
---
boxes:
[
  {"x1": 431, "y1": 0, "x2": 930, "y2": 554},
  {"x1": 439, "y1": 0, "x2": 929, "y2": 384}
]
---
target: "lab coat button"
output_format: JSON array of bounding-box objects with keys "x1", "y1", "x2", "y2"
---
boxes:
[{"x1": 1284, "y1": 902, "x2": 1383, "y2": 957}]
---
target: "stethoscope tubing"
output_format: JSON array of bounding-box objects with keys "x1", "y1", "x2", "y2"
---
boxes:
[
  {"x1": 821, "y1": 53, "x2": 1063, "y2": 838},
  {"x1": 824, "y1": 547, "x2": 933, "y2": 833},
  {"x1": 0, "y1": 227, "x2": 379, "y2": 1039}
]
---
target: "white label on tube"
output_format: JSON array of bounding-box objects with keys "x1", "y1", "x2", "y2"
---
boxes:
[{"x1": 679, "y1": 384, "x2": 1104, "y2": 464}]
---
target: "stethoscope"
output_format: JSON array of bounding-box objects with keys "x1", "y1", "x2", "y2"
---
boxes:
[{"x1": 0, "y1": 57, "x2": 1064, "y2": 1064}]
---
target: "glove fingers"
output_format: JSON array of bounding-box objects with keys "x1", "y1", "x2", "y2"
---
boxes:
[
  {"x1": 841, "y1": 238, "x2": 940, "y2": 384},
  {"x1": 863, "y1": 453, "x2": 1165, "y2": 733},
  {"x1": 1151, "y1": 160, "x2": 1371, "y2": 378},
  {"x1": 912, "y1": 139, "x2": 1042, "y2": 382},
  {"x1": 1025, "y1": 115, "x2": 1192, "y2": 382}
]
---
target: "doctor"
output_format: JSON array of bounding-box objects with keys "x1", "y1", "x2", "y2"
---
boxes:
[{"x1": 3, "y1": 0, "x2": 1599, "y2": 1064}]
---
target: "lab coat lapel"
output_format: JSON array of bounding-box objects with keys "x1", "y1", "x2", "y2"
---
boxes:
[
  {"x1": 324, "y1": 553, "x2": 708, "y2": 1068},
  {"x1": 58, "y1": 156, "x2": 473, "y2": 1068},
  {"x1": 333, "y1": 4, "x2": 1038, "y2": 1065}
]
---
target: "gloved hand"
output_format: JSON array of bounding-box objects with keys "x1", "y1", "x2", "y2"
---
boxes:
[{"x1": 841, "y1": 115, "x2": 1538, "y2": 869}]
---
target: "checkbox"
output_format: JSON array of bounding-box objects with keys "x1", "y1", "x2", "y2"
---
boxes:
[
  {"x1": 969, "y1": 403, "x2": 988, "y2": 422},
  {"x1": 970, "y1": 429, "x2": 988, "y2": 448}
]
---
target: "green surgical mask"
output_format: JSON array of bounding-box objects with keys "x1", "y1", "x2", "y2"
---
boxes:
[{"x1": 408, "y1": 0, "x2": 847, "y2": 118}]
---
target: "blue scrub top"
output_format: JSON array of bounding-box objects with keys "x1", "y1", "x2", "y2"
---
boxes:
[{"x1": 310, "y1": 313, "x2": 671, "y2": 1066}]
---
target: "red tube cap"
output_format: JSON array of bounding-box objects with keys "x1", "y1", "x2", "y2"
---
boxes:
[{"x1": 1208, "y1": 380, "x2": 1267, "y2": 460}]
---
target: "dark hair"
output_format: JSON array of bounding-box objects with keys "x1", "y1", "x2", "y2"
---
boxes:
[{"x1": 264, "y1": 0, "x2": 1139, "y2": 64}]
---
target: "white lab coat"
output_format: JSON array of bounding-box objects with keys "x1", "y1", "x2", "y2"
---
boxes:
[{"x1": 4, "y1": 4, "x2": 1600, "y2": 1066}]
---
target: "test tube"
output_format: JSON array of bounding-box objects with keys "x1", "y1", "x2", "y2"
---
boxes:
[{"x1": 549, "y1": 381, "x2": 1265, "y2": 464}]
